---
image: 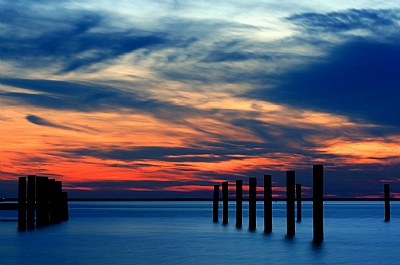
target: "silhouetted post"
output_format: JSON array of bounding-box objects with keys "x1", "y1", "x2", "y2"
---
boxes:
[
  {"x1": 48, "y1": 179, "x2": 56, "y2": 224},
  {"x1": 18, "y1": 177, "x2": 27, "y2": 231},
  {"x1": 27, "y1": 175, "x2": 36, "y2": 229},
  {"x1": 236, "y1": 180, "x2": 243, "y2": 228},
  {"x1": 313, "y1": 165, "x2": 324, "y2": 243},
  {"x1": 54, "y1": 181, "x2": 63, "y2": 223},
  {"x1": 264, "y1": 175, "x2": 272, "y2": 233},
  {"x1": 213, "y1": 185, "x2": 219, "y2": 222},
  {"x1": 286, "y1": 171, "x2": 295, "y2": 238},
  {"x1": 296, "y1": 184, "x2": 302, "y2": 222},
  {"x1": 384, "y1": 184, "x2": 390, "y2": 222},
  {"x1": 222, "y1": 182, "x2": 228, "y2": 224},
  {"x1": 36, "y1": 177, "x2": 49, "y2": 227},
  {"x1": 62, "y1": 192, "x2": 69, "y2": 221},
  {"x1": 249, "y1": 177, "x2": 257, "y2": 231}
]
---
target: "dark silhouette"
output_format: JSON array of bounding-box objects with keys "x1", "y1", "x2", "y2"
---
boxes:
[
  {"x1": 296, "y1": 184, "x2": 302, "y2": 222},
  {"x1": 27, "y1": 175, "x2": 36, "y2": 229},
  {"x1": 36, "y1": 177, "x2": 49, "y2": 227},
  {"x1": 286, "y1": 171, "x2": 295, "y2": 238},
  {"x1": 313, "y1": 165, "x2": 324, "y2": 244},
  {"x1": 222, "y1": 182, "x2": 228, "y2": 224},
  {"x1": 18, "y1": 177, "x2": 26, "y2": 231},
  {"x1": 248, "y1": 177, "x2": 257, "y2": 231},
  {"x1": 264, "y1": 175, "x2": 272, "y2": 233},
  {"x1": 384, "y1": 184, "x2": 390, "y2": 222},
  {"x1": 212, "y1": 185, "x2": 219, "y2": 222},
  {"x1": 236, "y1": 180, "x2": 243, "y2": 228}
]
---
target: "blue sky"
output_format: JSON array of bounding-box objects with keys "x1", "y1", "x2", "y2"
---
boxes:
[{"x1": 1, "y1": 0, "x2": 399, "y2": 198}]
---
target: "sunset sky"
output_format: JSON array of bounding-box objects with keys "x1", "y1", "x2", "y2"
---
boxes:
[{"x1": 1, "y1": 0, "x2": 399, "y2": 198}]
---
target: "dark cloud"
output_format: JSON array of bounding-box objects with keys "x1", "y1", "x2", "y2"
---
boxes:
[
  {"x1": 0, "y1": 4, "x2": 167, "y2": 73},
  {"x1": 26, "y1": 114, "x2": 83, "y2": 132},
  {"x1": 246, "y1": 9, "x2": 400, "y2": 127},
  {"x1": 287, "y1": 9, "x2": 400, "y2": 35},
  {"x1": 1, "y1": 78, "x2": 198, "y2": 122}
]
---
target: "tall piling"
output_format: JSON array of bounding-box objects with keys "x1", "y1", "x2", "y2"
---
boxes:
[
  {"x1": 27, "y1": 175, "x2": 36, "y2": 229},
  {"x1": 264, "y1": 175, "x2": 272, "y2": 233},
  {"x1": 222, "y1": 182, "x2": 229, "y2": 224},
  {"x1": 296, "y1": 184, "x2": 302, "y2": 222},
  {"x1": 213, "y1": 185, "x2": 219, "y2": 222},
  {"x1": 384, "y1": 184, "x2": 390, "y2": 222},
  {"x1": 286, "y1": 171, "x2": 295, "y2": 238},
  {"x1": 236, "y1": 180, "x2": 243, "y2": 228},
  {"x1": 18, "y1": 177, "x2": 27, "y2": 231},
  {"x1": 249, "y1": 177, "x2": 257, "y2": 231},
  {"x1": 36, "y1": 177, "x2": 49, "y2": 227},
  {"x1": 313, "y1": 165, "x2": 324, "y2": 243}
]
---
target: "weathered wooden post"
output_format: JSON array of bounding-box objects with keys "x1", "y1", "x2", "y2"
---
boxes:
[
  {"x1": 384, "y1": 184, "x2": 390, "y2": 222},
  {"x1": 222, "y1": 181, "x2": 229, "y2": 224},
  {"x1": 27, "y1": 175, "x2": 36, "y2": 229},
  {"x1": 296, "y1": 184, "x2": 302, "y2": 222},
  {"x1": 54, "y1": 181, "x2": 63, "y2": 223},
  {"x1": 236, "y1": 180, "x2": 243, "y2": 228},
  {"x1": 286, "y1": 171, "x2": 295, "y2": 238},
  {"x1": 18, "y1": 177, "x2": 27, "y2": 231},
  {"x1": 264, "y1": 175, "x2": 272, "y2": 233},
  {"x1": 313, "y1": 165, "x2": 324, "y2": 243},
  {"x1": 213, "y1": 185, "x2": 219, "y2": 222},
  {"x1": 48, "y1": 179, "x2": 56, "y2": 224},
  {"x1": 249, "y1": 177, "x2": 257, "y2": 231},
  {"x1": 36, "y1": 177, "x2": 49, "y2": 227}
]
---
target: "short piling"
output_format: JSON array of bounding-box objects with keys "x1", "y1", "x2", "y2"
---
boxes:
[
  {"x1": 384, "y1": 184, "x2": 390, "y2": 222},
  {"x1": 236, "y1": 180, "x2": 243, "y2": 228},
  {"x1": 264, "y1": 175, "x2": 272, "y2": 233},
  {"x1": 249, "y1": 177, "x2": 257, "y2": 231},
  {"x1": 27, "y1": 175, "x2": 36, "y2": 229},
  {"x1": 222, "y1": 182, "x2": 229, "y2": 224},
  {"x1": 286, "y1": 171, "x2": 295, "y2": 238},
  {"x1": 18, "y1": 177, "x2": 27, "y2": 231},
  {"x1": 296, "y1": 184, "x2": 302, "y2": 222},
  {"x1": 313, "y1": 165, "x2": 324, "y2": 243},
  {"x1": 213, "y1": 185, "x2": 219, "y2": 222}
]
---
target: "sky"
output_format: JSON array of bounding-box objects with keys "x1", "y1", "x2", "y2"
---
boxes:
[{"x1": 1, "y1": 0, "x2": 399, "y2": 198}]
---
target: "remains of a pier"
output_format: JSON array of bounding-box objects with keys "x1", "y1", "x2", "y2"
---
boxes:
[
  {"x1": 211, "y1": 164, "x2": 326, "y2": 243},
  {"x1": 384, "y1": 184, "x2": 390, "y2": 222},
  {"x1": 18, "y1": 175, "x2": 69, "y2": 230}
]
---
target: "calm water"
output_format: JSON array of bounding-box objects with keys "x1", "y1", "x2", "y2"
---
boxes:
[{"x1": 1, "y1": 201, "x2": 399, "y2": 265}]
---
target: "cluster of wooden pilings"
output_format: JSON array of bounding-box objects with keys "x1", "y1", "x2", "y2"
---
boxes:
[
  {"x1": 18, "y1": 175, "x2": 69, "y2": 231},
  {"x1": 213, "y1": 165, "x2": 395, "y2": 243},
  {"x1": 213, "y1": 165, "x2": 324, "y2": 244}
]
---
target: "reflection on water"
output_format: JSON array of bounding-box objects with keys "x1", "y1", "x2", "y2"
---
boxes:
[{"x1": 0, "y1": 201, "x2": 399, "y2": 265}]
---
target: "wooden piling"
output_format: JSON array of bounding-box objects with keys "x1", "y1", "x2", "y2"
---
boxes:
[
  {"x1": 384, "y1": 184, "x2": 390, "y2": 222},
  {"x1": 236, "y1": 180, "x2": 243, "y2": 228},
  {"x1": 48, "y1": 179, "x2": 56, "y2": 224},
  {"x1": 213, "y1": 185, "x2": 219, "y2": 222},
  {"x1": 249, "y1": 177, "x2": 257, "y2": 231},
  {"x1": 222, "y1": 181, "x2": 228, "y2": 225},
  {"x1": 18, "y1": 177, "x2": 27, "y2": 231},
  {"x1": 36, "y1": 177, "x2": 49, "y2": 227},
  {"x1": 296, "y1": 184, "x2": 302, "y2": 222},
  {"x1": 313, "y1": 165, "x2": 324, "y2": 243},
  {"x1": 286, "y1": 171, "x2": 295, "y2": 238},
  {"x1": 54, "y1": 181, "x2": 63, "y2": 223},
  {"x1": 27, "y1": 175, "x2": 36, "y2": 229},
  {"x1": 264, "y1": 175, "x2": 272, "y2": 233}
]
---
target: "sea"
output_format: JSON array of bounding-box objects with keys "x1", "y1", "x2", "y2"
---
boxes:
[{"x1": 0, "y1": 201, "x2": 399, "y2": 265}]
